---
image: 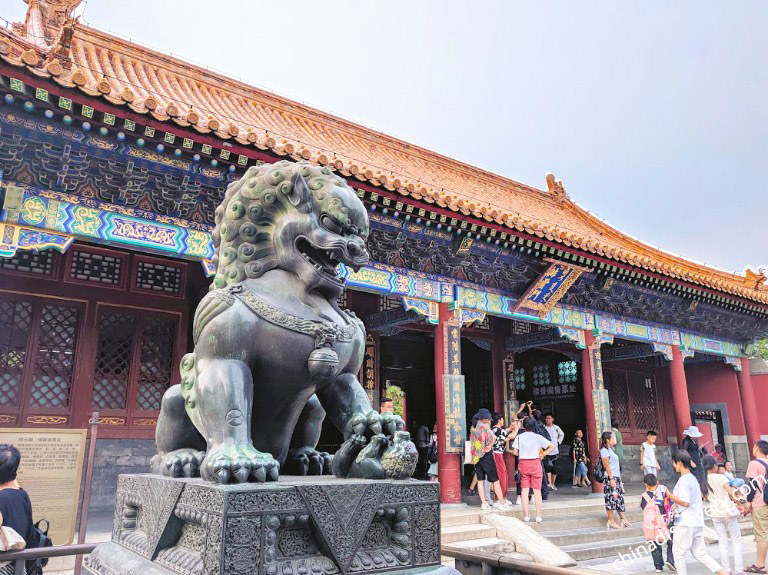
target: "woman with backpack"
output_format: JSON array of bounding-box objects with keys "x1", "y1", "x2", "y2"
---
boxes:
[{"x1": 703, "y1": 455, "x2": 744, "y2": 575}]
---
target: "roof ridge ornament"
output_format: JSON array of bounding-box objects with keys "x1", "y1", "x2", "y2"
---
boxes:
[
  {"x1": 744, "y1": 266, "x2": 767, "y2": 290},
  {"x1": 19, "y1": 0, "x2": 83, "y2": 51},
  {"x1": 545, "y1": 172, "x2": 568, "y2": 203}
]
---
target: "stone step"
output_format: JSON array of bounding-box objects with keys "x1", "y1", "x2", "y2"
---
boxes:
[
  {"x1": 560, "y1": 535, "x2": 650, "y2": 561},
  {"x1": 441, "y1": 509, "x2": 482, "y2": 527},
  {"x1": 543, "y1": 525, "x2": 645, "y2": 546},
  {"x1": 441, "y1": 523, "x2": 497, "y2": 544},
  {"x1": 527, "y1": 510, "x2": 644, "y2": 532}
]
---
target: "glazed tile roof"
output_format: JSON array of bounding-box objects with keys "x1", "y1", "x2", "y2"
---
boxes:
[{"x1": 1, "y1": 5, "x2": 766, "y2": 306}]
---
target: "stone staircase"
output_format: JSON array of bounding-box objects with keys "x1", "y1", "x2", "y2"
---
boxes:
[{"x1": 442, "y1": 495, "x2": 755, "y2": 565}]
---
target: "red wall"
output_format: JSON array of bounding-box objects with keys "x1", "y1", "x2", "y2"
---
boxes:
[
  {"x1": 753, "y1": 374, "x2": 768, "y2": 435},
  {"x1": 685, "y1": 363, "x2": 745, "y2": 435}
]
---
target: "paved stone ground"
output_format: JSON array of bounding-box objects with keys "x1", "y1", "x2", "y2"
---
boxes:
[{"x1": 582, "y1": 534, "x2": 759, "y2": 575}]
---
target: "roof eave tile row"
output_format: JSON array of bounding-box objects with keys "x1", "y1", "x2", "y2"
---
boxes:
[{"x1": 0, "y1": 26, "x2": 766, "y2": 306}]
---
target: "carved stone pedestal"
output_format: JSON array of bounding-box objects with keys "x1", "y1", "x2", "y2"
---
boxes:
[{"x1": 84, "y1": 474, "x2": 456, "y2": 575}]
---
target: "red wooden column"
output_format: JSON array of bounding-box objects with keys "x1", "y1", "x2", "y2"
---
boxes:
[
  {"x1": 581, "y1": 331, "x2": 602, "y2": 493},
  {"x1": 669, "y1": 345, "x2": 693, "y2": 437},
  {"x1": 434, "y1": 302, "x2": 462, "y2": 503},
  {"x1": 737, "y1": 357, "x2": 761, "y2": 451}
]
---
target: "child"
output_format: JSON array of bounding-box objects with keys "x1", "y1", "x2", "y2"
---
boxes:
[
  {"x1": 641, "y1": 430, "x2": 661, "y2": 477},
  {"x1": 667, "y1": 450, "x2": 728, "y2": 575},
  {"x1": 641, "y1": 473, "x2": 675, "y2": 572},
  {"x1": 572, "y1": 429, "x2": 591, "y2": 487},
  {"x1": 703, "y1": 455, "x2": 743, "y2": 575},
  {"x1": 723, "y1": 461, "x2": 746, "y2": 489}
]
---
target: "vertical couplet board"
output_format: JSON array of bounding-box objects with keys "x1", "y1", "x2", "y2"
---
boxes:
[
  {"x1": 502, "y1": 355, "x2": 519, "y2": 451},
  {"x1": 589, "y1": 345, "x2": 612, "y2": 442},
  {"x1": 443, "y1": 374, "x2": 467, "y2": 453},
  {"x1": 0, "y1": 428, "x2": 87, "y2": 545}
]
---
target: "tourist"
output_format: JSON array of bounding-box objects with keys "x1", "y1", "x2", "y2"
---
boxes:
[
  {"x1": 470, "y1": 409, "x2": 511, "y2": 511},
  {"x1": 531, "y1": 410, "x2": 551, "y2": 500},
  {"x1": 667, "y1": 450, "x2": 728, "y2": 575},
  {"x1": 641, "y1": 430, "x2": 661, "y2": 478},
  {"x1": 415, "y1": 424, "x2": 432, "y2": 479},
  {"x1": 380, "y1": 398, "x2": 394, "y2": 414},
  {"x1": 703, "y1": 455, "x2": 744, "y2": 575},
  {"x1": 492, "y1": 412, "x2": 517, "y2": 506},
  {"x1": 641, "y1": 473, "x2": 674, "y2": 573},
  {"x1": 512, "y1": 416, "x2": 555, "y2": 522},
  {"x1": 681, "y1": 426, "x2": 705, "y2": 481},
  {"x1": 544, "y1": 414, "x2": 564, "y2": 490},
  {"x1": 0, "y1": 444, "x2": 34, "y2": 575},
  {"x1": 743, "y1": 440, "x2": 768, "y2": 574},
  {"x1": 713, "y1": 444, "x2": 726, "y2": 465},
  {"x1": 427, "y1": 424, "x2": 439, "y2": 482},
  {"x1": 612, "y1": 426, "x2": 625, "y2": 461},
  {"x1": 601, "y1": 430, "x2": 632, "y2": 529},
  {"x1": 572, "y1": 430, "x2": 590, "y2": 487}
]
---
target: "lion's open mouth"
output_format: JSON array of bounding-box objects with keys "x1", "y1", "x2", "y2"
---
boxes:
[{"x1": 295, "y1": 238, "x2": 343, "y2": 283}]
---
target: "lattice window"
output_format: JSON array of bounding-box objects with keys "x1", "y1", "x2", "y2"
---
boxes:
[
  {"x1": 337, "y1": 289, "x2": 348, "y2": 308},
  {"x1": 512, "y1": 321, "x2": 531, "y2": 335},
  {"x1": 379, "y1": 295, "x2": 402, "y2": 312},
  {"x1": 69, "y1": 249, "x2": 123, "y2": 285},
  {"x1": 0, "y1": 250, "x2": 55, "y2": 275},
  {"x1": 135, "y1": 260, "x2": 183, "y2": 295},
  {"x1": 0, "y1": 299, "x2": 32, "y2": 407},
  {"x1": 514, "y1": 367, "x2": 526, "y2": 391},
  {"x1": 29, "y1": 303, "x2": 80, "y2": 408},
  {"x1": 92, "y1": 311, "x2": 135, "y2": 409},
  {"x1": 606, "y1": 371, "x2": 630, "y2": 430},
  {"x1": 557, "y1": 361, "x2": 578, "y2": 384},
  {"x1": 474, "y1": 315, "x2": 490, "y2": 330},
  {"x1": 532, "y1": 364, "x2": 550, "y2": 387},
  {"x1": 135, "y1": 317, "x2": 176, "y2": 411},
  {"x1": 630, "y1": 374, "x2": 659, "y2": 431}
]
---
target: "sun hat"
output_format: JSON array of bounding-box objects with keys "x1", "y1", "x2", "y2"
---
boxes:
[
  {"x1": 473, "y1": 408, "x2": 492, "y2": 421},
  {"x1": 682, "y1": 425, "x2": 703, "y2": 438}
]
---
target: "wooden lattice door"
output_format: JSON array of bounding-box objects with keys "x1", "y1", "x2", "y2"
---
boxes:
[
  {"x1": 0, "y1": 294, "x2": 84, "y2": 426},
  {"x1": 604, "y1": 368, "x2": 661, "y2": 443},
  {"x1": 90, "y1": 305, "x2": 179, "y2": 426}
]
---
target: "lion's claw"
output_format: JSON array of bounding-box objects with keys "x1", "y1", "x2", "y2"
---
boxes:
[
  {"x1": 285, "y1": 447, "x2": 333, "y2": 476},
  {"x1": 201, "y1": 443, "x2": 279, "y2": 484},
  {"x1": 153, "y1": 448, "x2": 205, "y2": 478}
]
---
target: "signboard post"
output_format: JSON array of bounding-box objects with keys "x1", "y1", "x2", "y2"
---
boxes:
[
  {"x1": 442, "y1": 374, "x2": 466, "y2": 453},
  {"x1": 0, "y1": 427, "x2": 87, "y2": 546}
]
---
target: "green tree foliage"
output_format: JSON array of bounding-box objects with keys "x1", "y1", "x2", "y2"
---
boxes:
[{"x1": 755, "y1": 339, "x2": 768, "y2": 360}]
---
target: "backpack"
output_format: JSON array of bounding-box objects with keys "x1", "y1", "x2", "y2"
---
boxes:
[
  {"x1": 641, "y1": 492, "x2": 669, "y2": 542},
  {"x1": 26, "y1": 518, "x2": 53, "y2": 575},
  {"x1": 427, "y1": 441, "x2": 438, "y2": 465},
  {"x1": 757, "y1": 460, "x2": 768, "y2": 505}
]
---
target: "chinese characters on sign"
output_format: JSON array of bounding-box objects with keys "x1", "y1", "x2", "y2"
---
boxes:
[
  {"x1": 443, "y1": 374, "x2": 467, "y2": 453},
  {"x1": 0, "y1": 428, "x2": 87, "y2": 545},
  {"x1": 361, "y1": 333, "x2": 378, "y2": 408}
]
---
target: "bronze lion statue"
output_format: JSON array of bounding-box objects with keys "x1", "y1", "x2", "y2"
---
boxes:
[{"x1": 152, "y1": 160, "x2": 417, "y2": 483}]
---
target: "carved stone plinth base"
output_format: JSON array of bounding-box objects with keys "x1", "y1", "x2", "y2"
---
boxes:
[{"x1": 84, "y1": 474, "x2": 455, "y2": 575}]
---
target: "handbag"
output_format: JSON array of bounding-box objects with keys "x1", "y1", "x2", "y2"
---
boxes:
[
  {"x1": 26, "y1": 518, "x2": 53, "y2": 575},
  {"x1": 0, "y1": 525, "x2": 25, "y2": 552},
  {"x1": 593, "y1": 458, "x2": 606, "y2": 484}
]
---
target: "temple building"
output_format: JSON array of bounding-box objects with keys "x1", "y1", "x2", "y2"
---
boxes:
[{"x1": 0, "y1": 1, "x2": 766, "y2": 507}]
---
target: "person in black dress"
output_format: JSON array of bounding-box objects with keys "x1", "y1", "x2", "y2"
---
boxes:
[
  {"x1": 0, "y1": 444, "x2": 34, "y2": 575},
  {"x1": 681, "y1": 426, "x2": 705, "y2": 481}
]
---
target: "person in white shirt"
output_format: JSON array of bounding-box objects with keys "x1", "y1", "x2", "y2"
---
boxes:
[
  {"x1": 703, "y1": 455, "x2": 744, "y2": 575},
  {"x1": 544, "y1": 414, "x2": 564, "y2": 490},
  {"x1": 641, "y1": 430, "x2": 661, "y2": 477},
  {"x1": 667, "y1": 450, "x2": 728, "y2": 575},
  {"x1": 512, "y1": 417, "x2": 555, "y2": 523}
]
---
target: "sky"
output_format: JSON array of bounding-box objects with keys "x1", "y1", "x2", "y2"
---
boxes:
[{"x1": 1, "y1": 0, "x2": 765, "y2": 273}]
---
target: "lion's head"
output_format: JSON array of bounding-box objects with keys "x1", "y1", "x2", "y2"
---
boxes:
[{"x1": 211, "y1": 160, "x2": 369, "y2": 296}]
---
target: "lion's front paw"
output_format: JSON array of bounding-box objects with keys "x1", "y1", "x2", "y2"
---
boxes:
[
  {"x1": 152, "y1": 448, "x2": 205, "y2": 478},
  {"x1": 285, "y1": 447, "x2": 333, "y2": 476},
  {"x1": 201, "y1": 443, "x2": 279, "y2": 484}
]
